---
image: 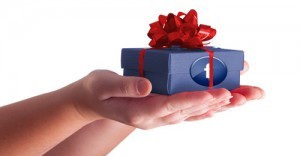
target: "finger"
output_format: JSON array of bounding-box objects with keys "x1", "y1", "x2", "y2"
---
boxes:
[
  {"x1": 240, "y1": 61, "x2": 249, "y2": 75},
  {"x1": 155, "y1": 110, "x2": 190, "y2": 126},
  {"x1": 182, "y1": 88, "x2": 230, "y2": 114},
  {"x1": 188, "y1": 98, "x2": 231, "y2": 116},
  {"x1": 252, "y1": 86, "x2": 265, "y2": 99},
  {"x1": 185, "y1": 110, "x2": 216, "y2": 121},
  {"x1": 219, "y1": 93, "x2": 246, "y2": 111},
  {"x1": 229, "y1": 93, "x2": 247, "y2": 106},
  {"x1": 185, "y1": 99, "x2": 232, "y2": 122},
  {"x1": 231, "y1": 86, "x2": 262, "y2": 100},
  {"x1": 147, "y1": 91, "x2": 214, "y2": 118},
  {"x1": 239, "y1": 85, "x2": 265, "y2": 99},
  {"x1": 161, "y1": 88, "x2": 230, "y2": 115},
  {"x1": 96, "y1": 71, "x2": 152, "y2": 99},
  {"x1": 180, "y1": 88, "x2": 231, "y2": 113},
  {"x1": 167, "y1": 91, "x2": 215, "y2": 111},
  {"x1": 156, "y1": 103, "x2": 216, "y2": 125},
  {"x1": 206, "y1": 88, "x2": 232, "y2": 101}
]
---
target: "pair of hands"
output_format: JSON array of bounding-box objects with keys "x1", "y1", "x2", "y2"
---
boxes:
[{"x1": 71, "y1": 62, "x2": 264, "y2": 129}]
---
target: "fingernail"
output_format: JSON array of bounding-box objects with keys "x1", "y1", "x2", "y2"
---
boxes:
[
  {"x1": 217, "y1": 96, "x2": 233, "y2": 102},
  {"x1": 226, "y1": 95, "x2": 233, "y2": 99},
  {"x1": 137, "y1": 80, "x2": 149, "y2": 95},
  {"x1": 253, "y1": 86, "x2": 265, "y2": 100},
  {"x1": 258, "y1": 94, "x2": 265, "y2": 100}
]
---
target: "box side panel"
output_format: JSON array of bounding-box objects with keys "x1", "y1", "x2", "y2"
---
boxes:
[
  {"x1": 169, "y1": 49, "x2": 244, "y2": 74},
  {"x1": 168, "y1": 73, "x2": 208, "y2": 94},
  {"x1": 206, "y1": 47, "x2": 244, "y2": 71},
  {"x1": 215, "y1": 71, "x2": 240, "y2": 90},
  {"x1": 122, "y1": 47, "x2": 244, "y2": 74},
  {"x1": 168, "y1": 71, "x2": 240, "y2": 94},
  {"x1": 169, "y1": 52, "x2": 208, "y2": 74},
  {"x1": 123, "y1": 69, "x2": 169, "y2": 95},
  {"x1": 213, "y1": 51, "x2": 244, "y2": 71},
  {"x1": 121, "y1": 48, "x2": 170, "y2": 74}
]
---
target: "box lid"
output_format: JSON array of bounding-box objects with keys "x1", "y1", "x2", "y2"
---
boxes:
[{"x1": 121, "y1": 47, "x2": 244, "y2": 74}]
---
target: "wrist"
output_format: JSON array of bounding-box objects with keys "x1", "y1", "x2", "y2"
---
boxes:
[{"x1": 56, "y1": 78, "x2": 104, "y2": 123}]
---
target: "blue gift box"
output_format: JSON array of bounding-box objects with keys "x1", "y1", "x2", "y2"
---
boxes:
[{"x1": 121, "y1": 47, "x2": 244, "y2": 95}]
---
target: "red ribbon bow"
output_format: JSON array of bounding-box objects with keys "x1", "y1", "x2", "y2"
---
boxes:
[
  {"x1": 139, "y1": 9, "x2": 216, "y2": 89},
  {"x1": 147, "y1": 9, "x2": 216, "y2": 48}
]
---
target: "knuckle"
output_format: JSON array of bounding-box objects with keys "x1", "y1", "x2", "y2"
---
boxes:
[
  {"x1": 179, "y1": 109, "x2": 188, "y2": 116},
  {"x1": 119, "y1": 80, "x2": 131, "y2": 95},
  {"x1": 86, "y1": 70, "x2": 99, "y2": 83},
  {"x1": 88, "y1": 70, "x2": 99, "y2": 77},
  {"x1": 87, "y1": 70, "x2": 117, "y2": 80},
  {"x1": 196, "y1": 91, "x2": 214, "y2": 101},
  {"x1": 95, "y1": 69, "x2": 117, "y2": 75},
  {"x1": 83, "y1": 71, "x2": 100, "y2": 94},
  {"x1": 182, "y1": 92, "x2": 213, "y2": 104},
  {"x1": 85, "y1": 70, "x2": 107, "y2": 89},
  {"x1": 126, "y1": 115, "x2": 143, "y2": 127},
  {"x1": 165, "y1": 100, "x2": 178, "y2": 112},
  {"x1": 218, "y1": 88, "x2": 231, "y2": 96},
  {"x1": 161, "y1": 111, "x2": 187, "y2": 125},
  {"x1": 202, "y1": 91, "x2": 214, "y2": 99}
]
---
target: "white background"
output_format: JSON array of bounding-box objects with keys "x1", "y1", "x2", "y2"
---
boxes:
[{"x1": 1, "y1": 0, "x2": 299, "y2": 155}]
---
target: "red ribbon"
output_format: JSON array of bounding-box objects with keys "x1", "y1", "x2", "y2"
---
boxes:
[
  {"x1": 138, "y1": 49, "x2": 146, "y2": 77},
  {"x1": 202, "y1": 47, "x2": 214, "y2": 88},
  {"x1": 139, "y1": 9, "x2": 216, "y2": 89},
  {"x1": 147, "y1": 9, "x2": 216, "y2": 48}
]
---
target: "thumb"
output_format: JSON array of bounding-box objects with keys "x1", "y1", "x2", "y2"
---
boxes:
[{"x1": 98, "y1": 71, "x2": 152, "y2": 99}]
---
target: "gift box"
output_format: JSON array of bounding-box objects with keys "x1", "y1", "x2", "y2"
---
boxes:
[
  {"x1": 121, "y1": 47, "x2": 244, "y2": 95},
  {"x1": 121, "y1": 9, "x2": 244, "y2": 95}
]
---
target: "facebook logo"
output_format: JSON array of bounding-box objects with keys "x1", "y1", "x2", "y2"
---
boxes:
[{"x1": 190, "y1": 56, "x2": 227, "y2": 87}]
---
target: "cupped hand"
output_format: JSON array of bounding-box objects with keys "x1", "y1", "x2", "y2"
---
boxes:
[
  {"x1": 185, "y1": 61, "x2": 265, "y2": 121},
  {"x1": 72, "y1": 61, "x2": 264, "y2": 129}
]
